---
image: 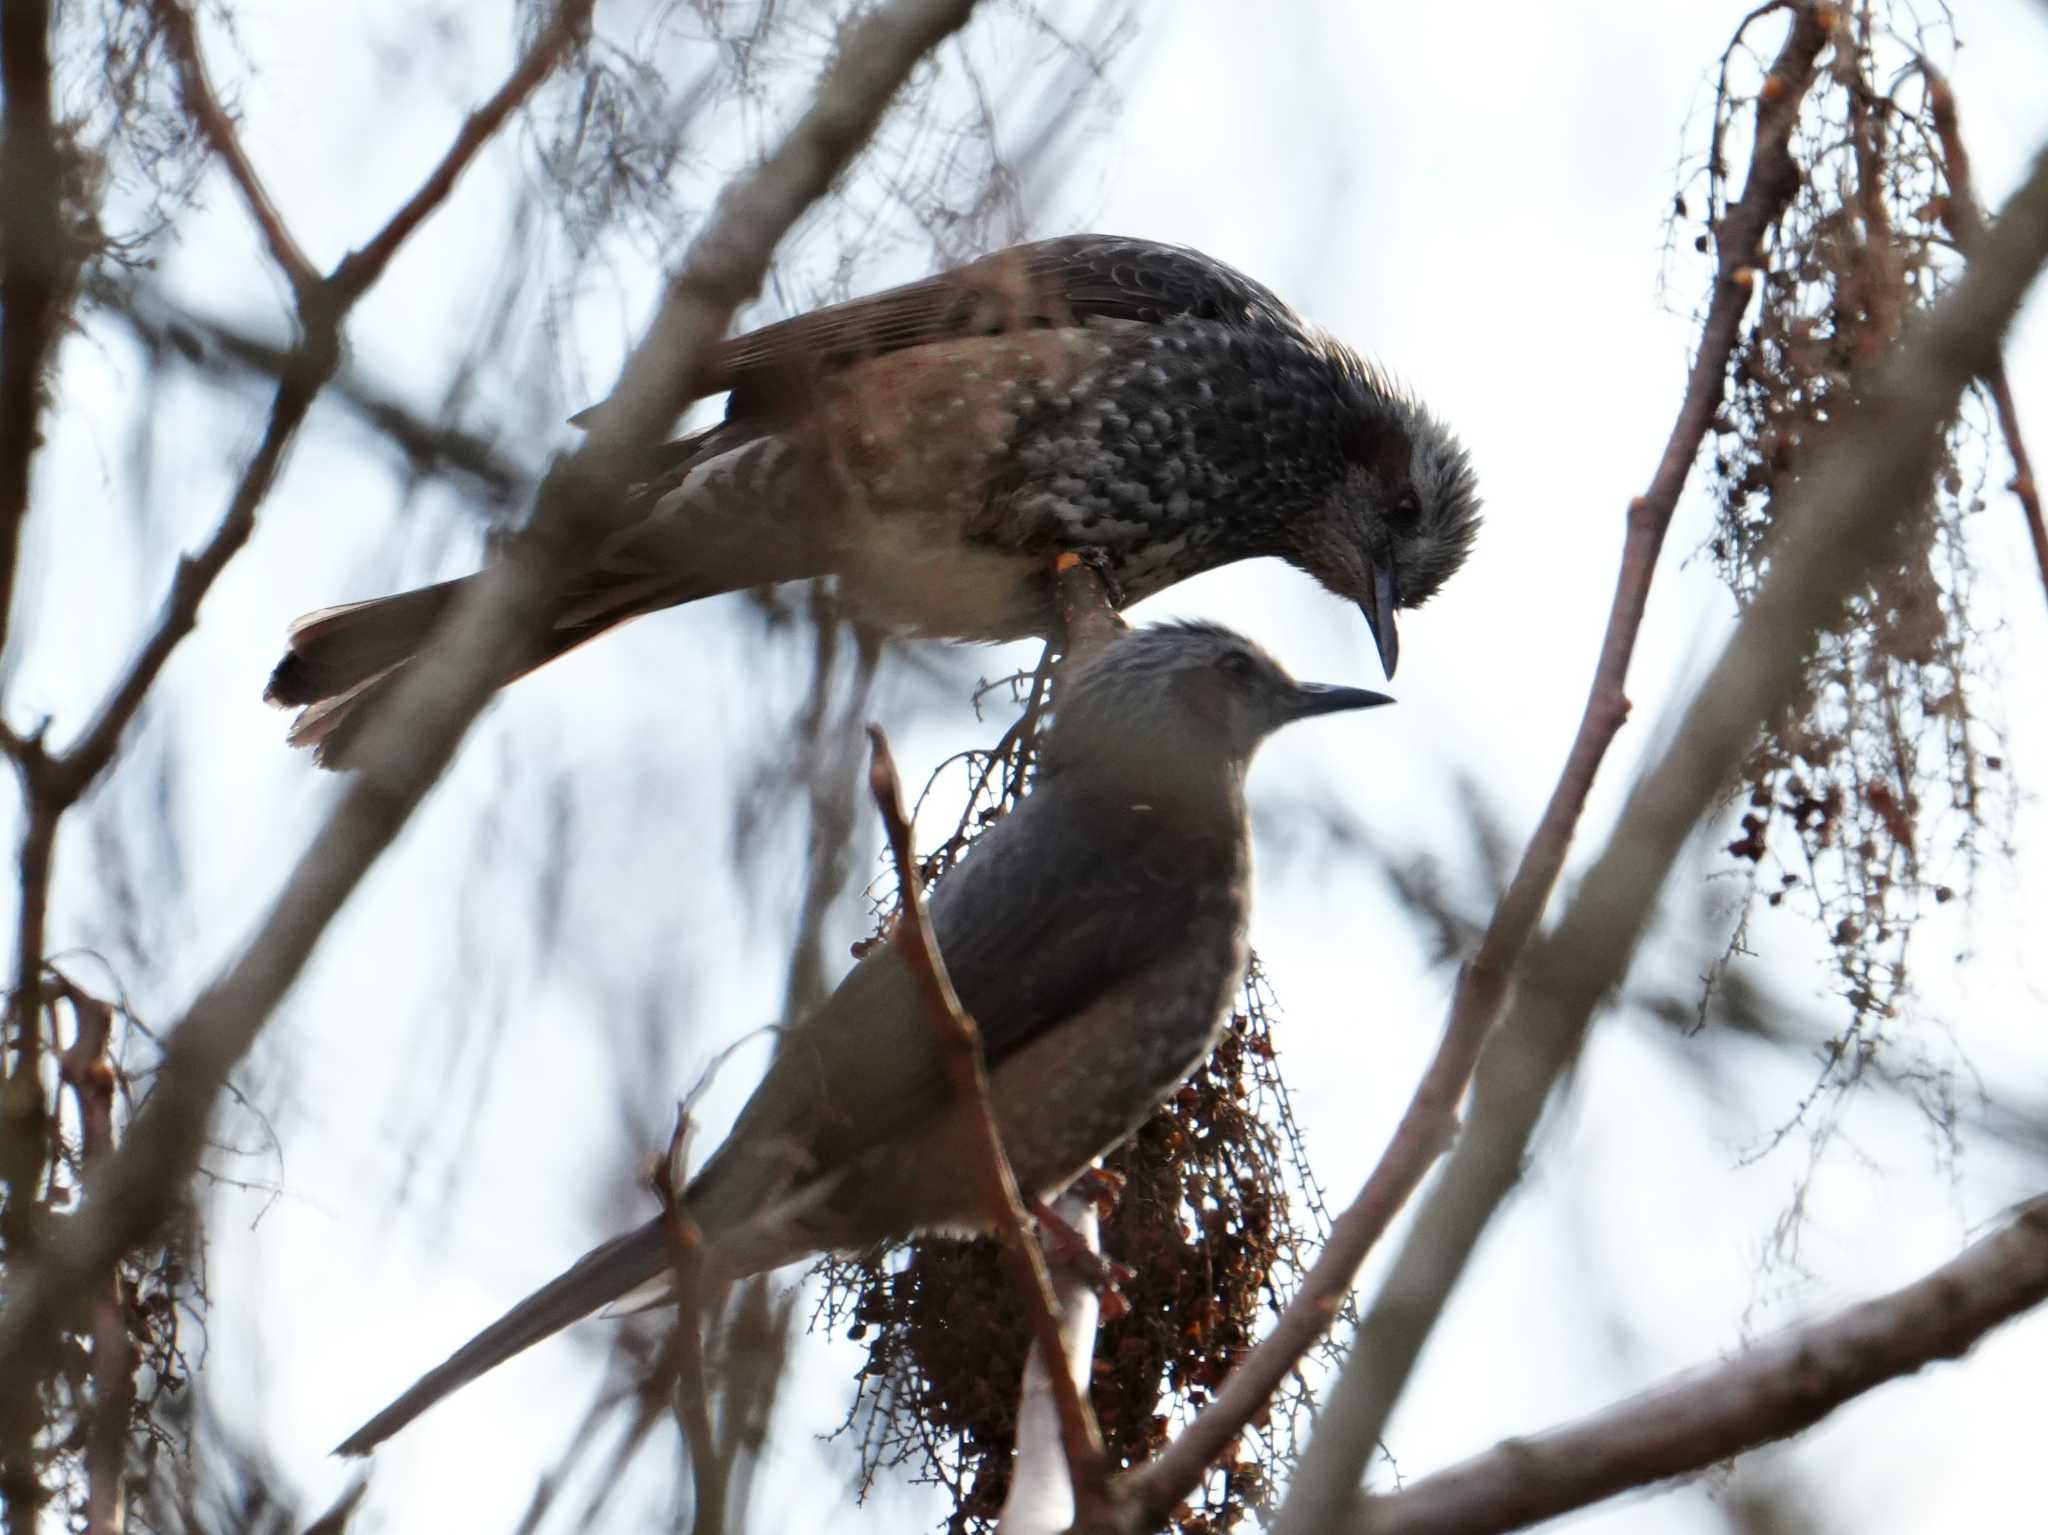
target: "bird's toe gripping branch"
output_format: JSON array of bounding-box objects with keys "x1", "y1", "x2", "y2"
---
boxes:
[
  {"x1": 1028, "y1": 1192, "x2": 1137, "y2": 1321},
  {"x1": 1052, "y1": 550, "x2": 1128, "y2": 659}
]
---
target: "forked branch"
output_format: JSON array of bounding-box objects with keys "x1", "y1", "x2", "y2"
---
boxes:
[{"x1": 865, "y1": 726, "x2": 1111, "y2": 1522}]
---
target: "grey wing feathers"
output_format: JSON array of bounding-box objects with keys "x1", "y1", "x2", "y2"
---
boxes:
[
  {"x1": 679, "y1": 793, "x2": 1218, "y2": 1233},
  {"x1": 929, "y1": 791, "x2": 1217, "y2": 1067},
  {"x1": 334, "y1": 1218, "x2": 669, "y2": 1457}
]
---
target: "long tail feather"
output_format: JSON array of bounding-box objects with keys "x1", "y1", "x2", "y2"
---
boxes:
[
  {"x1": 263, "y1": 571, "x2": 707, "y2": 769},
  {"x1": 334, "y1": 1217, "x2": 669, "y2": 1457}
]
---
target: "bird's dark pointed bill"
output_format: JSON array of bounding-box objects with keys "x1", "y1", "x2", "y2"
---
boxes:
[
  {"x1": 1358, "y1": 563, "x2": 1400, "y2": 679},
  {"x1": 1285, "y1": 682, "x2": 1394, "y2": 719}
]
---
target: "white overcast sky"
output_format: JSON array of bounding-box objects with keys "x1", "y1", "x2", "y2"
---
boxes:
[{"x1": 14, "y1": 2, "x2": 2048, "y2": 1531}]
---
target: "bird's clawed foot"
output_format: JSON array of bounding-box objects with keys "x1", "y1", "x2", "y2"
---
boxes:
[
  {"x1": 1069, "y1": 1165, "x2": 1125, "y2": 1216},
  {"x1": 1029, "y1": 1191, "x2": 1136, "y2": 1320},
  {"x1": 1052, "y1": 550, "x2": 1128, "y2": 658},
  {"x1": 1053, "y1": 547, "x2": 1128, "y2": 608}
]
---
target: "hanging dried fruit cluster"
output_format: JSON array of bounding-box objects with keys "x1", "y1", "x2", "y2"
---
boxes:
[
  {"x1": 1687, "y1": 6, "x2": 2007, "y2": 1082},
  {"x1": 826, "y1": 676, "x2": 1342, "y2": 1533}
]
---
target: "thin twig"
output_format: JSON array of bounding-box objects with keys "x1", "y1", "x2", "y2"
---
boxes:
[
  {"x1": 1357, "y1": 1197, "x2": 2048, "y2": 1535},
  {"x1": 1283, "y1": 138, "x2": 2048, "y2": 1535},
  {"x1": 153, "y1": 0, "x2": 322, "y2": 301},
  {"x1": 55, "y1": 988, "x2": 129, "y2": 1535},
  {"x1": 329, "y1": 1, "x2": 594, "y2": 304},
  {"x1": 1921, "y1": 60, "x2": 2048, "y2": 609},
  {"x1": 865, "y1": 725, "x2": 1111, "y2": 1521},
  {"x1": 1134, "y1": 11, "x2": 1840, "y2": 1529},
  {"x1": 33, "y1": 2, "x2": 595, "y2": 810},
  {"x1": 99, "y1": 279, "x2": 527, "y2": 504},
  {"x1": 0, "y1": 0, "x2": 983, "y2": 1426},
  {"x1": 53, "y1": 352, "x2": 337, "y2": 800},
  {"x1": 652, "y1": 1110, "x2": 726, "y2": 1535}
]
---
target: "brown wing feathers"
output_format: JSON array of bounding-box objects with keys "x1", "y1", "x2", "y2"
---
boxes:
[{"x1": 270, "y1": 237, "x2": 1299, "y2": 767}]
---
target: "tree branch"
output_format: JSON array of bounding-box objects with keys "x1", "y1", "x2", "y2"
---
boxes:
[
  {"x1": 0, "y1": 0, "x2": 65, "y2": 668},
  {"x1": 1921, "y1": 60, "x2": 2048, "y2": 611},
  {"x1": 1280, "y1": 136, "x2": 2048, "y2": 1534},
  {"x1": 328, "y1": 2, "x2": 592, "y2": 305},
  {"x1": 1133, "y1": 11, "x2": 1839, "y2": 1529},
  {"x1": 24, "y1": 1, "x2": 596, "y2": 816},
  {"x1": 0, "y1": 0, "x2": 982, "y2": 1428},
  {"x1": 55, "y1": 988, "x2": 128, "y2": 1535},
  {"x1": 98, "y1": 279, "x2": 527, "y2": 505},
  {"x1": 651, "y1": 1111, "x2": 726, "y2": 1535},
  {"x1": 153, "y1": 0, "x2": 322, "y2": 301},
  {"x1": 1357, "y1": 1197, "x2": 2048, "y2": 1535},
  {"x1": 866, "y1": 726, "x2": 1110, "y2": 1521}
]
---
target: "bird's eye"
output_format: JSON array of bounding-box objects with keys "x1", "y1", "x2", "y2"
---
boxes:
[
  {"x1": 1218, "y1": 649, "x2": 1255, "y2": 678},
  {"x1": 1392, "y1": 489, "x2": 1424, "y2": 527}
]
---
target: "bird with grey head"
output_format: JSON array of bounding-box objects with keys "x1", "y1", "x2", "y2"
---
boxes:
[{"x1": 333, "y1": 621, "x2": 1391, "y2": 1457}]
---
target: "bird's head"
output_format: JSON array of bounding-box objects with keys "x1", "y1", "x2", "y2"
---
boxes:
[
  {"x1": 1047, "y1": 622, "x2": 1392, "y2": 787},
  {"x1": 1295, "y1": 372, "x2": 1480, "y2": 680}
]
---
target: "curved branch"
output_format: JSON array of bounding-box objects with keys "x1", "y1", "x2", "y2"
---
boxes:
[{"x1": 1359, "y1": 1198, "x2": 2048, "y2": 1535}]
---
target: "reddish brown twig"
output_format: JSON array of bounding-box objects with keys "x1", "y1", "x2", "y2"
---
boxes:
[
  {"x1": 1128, "y1": 11, "x2": 1838, "y2": 1530},
  {"x1": 651, "y1": 1110, "x2": 727, "y2": 1535},
  {"x1": 153, "y1": 0, "x2": 322, "y2": 301},
  {"x1": 1357, "y1": 1197, "x2": 2048, "y2": 1535},
  {"x1": 55, "y1": 989, "x2": 128, "y2": 1535},
  {"x1": 1921, "y1": 60, "x2": 2048, "y2": 610},
  {"x1": 865, "y1": 725, "x2": 1111, "y2": 1522},
  {"x1": 0, "y1": 0, "x2": 984, "y2": 1413}
]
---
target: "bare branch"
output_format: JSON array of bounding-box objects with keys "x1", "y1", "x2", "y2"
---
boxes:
[
  {"x1": 1921, "y1": 60, "x2": 2048, "y2": 610},
  {"x1": 55, "y1": 990, "x2": 129, "y2": 1535},
  {"x1": 0, "y1": 0, "x2": 66, "y2": 667},
  {"x1": 0, "y1": 18, "x2": 70, "y2": 1438},
  {"x1": 47, "y1": 349, "x2": 336, "y2": 801},
  {"x1": 30, "y1": 3, "x2": 593, "y2": 810},
  {"x1": 328, "y1": 2, "x2": 594, "y2": 305},
  {"x1": 651, "y1": 1111, "x2": 725, "y2": 1535},
  {"x1": 1280, "y1": 135, "x2": 2048, "y2": 1533},
  {"x1": 1358, "y1": 1198, "x2": 2048, "y2": 1535},
  {"x1": 1136, "y1": 11, "x2": 1839, "y2": 1528},
  {"x1": 153, "y1": 0, "x2": 322, "y2": 301},
  {"x1": 0, "y1": 0, "x2": 982, "y2": 1430},
  {"x1": 865, "y1": 725, "x2": 1110, "y2": 1519},
  {"x1": 99, "y1": 278, "x2": 528, "y2": 504}
]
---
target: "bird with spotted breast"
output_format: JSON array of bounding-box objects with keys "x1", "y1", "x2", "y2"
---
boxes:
[
  {"x1": 333, "y1": 621, "x2": 1391, "y2": 1456},
  {"x1": 267, "y1": 235, "x2": 1477, "y2": 767}
]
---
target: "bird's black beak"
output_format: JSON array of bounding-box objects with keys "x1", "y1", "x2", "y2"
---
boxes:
[
  {"x1": 1358, "y1": 563, "x2": 1401, "y2": 680},
  {"x1": 1282, "y1": 681, "x2": 1395, "y2": 721}
]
